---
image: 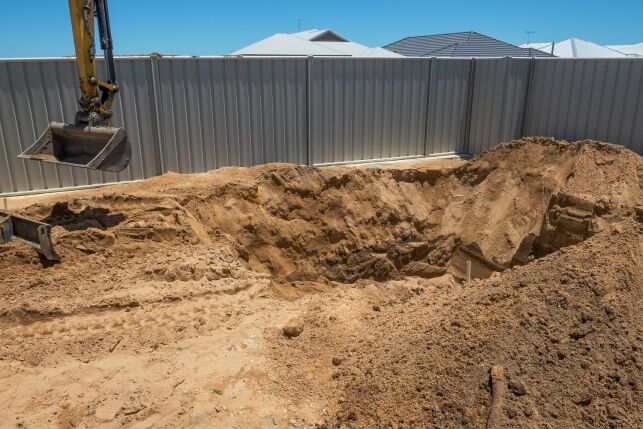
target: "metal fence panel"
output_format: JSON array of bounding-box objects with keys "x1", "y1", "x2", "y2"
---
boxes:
[
  {"x1": 468, "y1": 58, "x2": 532, "y2": 154},
  {"x1": 1, "y1": 59, "x2": 81, "y2": 194},
  {"x1": 0, "y1": 58, "x2": 161, "y2": 195},
  {"x1": 106, "y1": 58, "x2": 163, "y2": 182},
  {"x1": 155, "y1": 57, "x2": 307, "y2": 173},
  {"x1": 426, "y1": 58, "x2": 472, "y2": 154},
  {"x1": 525, "y1": 59, "x2": 643, "y2": 154},
  {"x1": 310, "y1": 58, "x2": 430, "y2": 164}
]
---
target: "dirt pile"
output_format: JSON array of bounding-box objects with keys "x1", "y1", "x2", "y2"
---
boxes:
[
  {"x1": 0, "y1": 137, "x2": 641, "y2": 428},
  {"x1": 277, "y1": 220, "x2": 641, "y2": 428}
]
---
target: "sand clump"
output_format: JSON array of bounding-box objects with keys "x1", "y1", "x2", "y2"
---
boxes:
[{"x1": 0, "y1": 137, "x2": 641, "y2": 428}]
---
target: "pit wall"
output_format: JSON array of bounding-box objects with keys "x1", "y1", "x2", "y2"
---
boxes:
[{"x1": 1, "y1": 56, "x2": 642, "y2": 195}]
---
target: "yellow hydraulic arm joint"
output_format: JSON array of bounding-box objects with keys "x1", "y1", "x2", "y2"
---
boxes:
[{"x1": 69, "y1": 0, "x2": 118, "y2": 126}]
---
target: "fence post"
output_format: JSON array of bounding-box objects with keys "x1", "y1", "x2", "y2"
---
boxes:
[
  {"x1": 463, "y1": 58, "x2": 477, "y2": 155},
  {"x1": 498, "y1": 56, "x2": 511, "y2": 143},
  {"x1": 422, "y1": 57, "x2": 434, "y2": 157},
  {"x1": 520, "y1": 57, "x2": 536, "y2": 138},
  {"x1": 149, "y1": 54, "x2": 166, "y2": 175},
  {"x1": 306, "y1": 56, "x2": 313, "y2": 166}
]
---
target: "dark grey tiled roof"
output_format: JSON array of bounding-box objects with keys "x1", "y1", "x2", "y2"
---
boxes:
[{"x1": 385, "y1": 31, "x2": 554, "y2": 57}]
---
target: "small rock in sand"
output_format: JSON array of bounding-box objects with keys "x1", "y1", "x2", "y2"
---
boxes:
[
  {"x1": 508, "y1": 380, "x2": 527, "y2": 396},
  {"x1": 282, "y1": 318, "x2": 304, "y2": 338}
]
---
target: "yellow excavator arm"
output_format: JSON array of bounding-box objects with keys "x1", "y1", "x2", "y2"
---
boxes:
[
  {"x1": 19, "y1": 0, "x2": 131, "y2": 172},
  {"x1": 69, "y1": 0, "x2": 118, "y2": 126}
]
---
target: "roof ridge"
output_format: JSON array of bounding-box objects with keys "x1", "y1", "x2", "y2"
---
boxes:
[
  {"x1": 395, "y1": 30, "x2": 474, "y2": 40},
  {"x1": 467, "y1": 31, "x2": 522, "y2": 49},
  {"x1": 309, "y1": 29, "x2": 349, "y2": 42}
]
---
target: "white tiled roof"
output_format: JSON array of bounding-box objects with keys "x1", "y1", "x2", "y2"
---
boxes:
[
  {"x1": 521, "y1": 38, "x2": 631, "y2": 58},
  {"x1": 606, "y1": 43, "x2": 643, "y2": 57},
  {"x1": 232, "y1": 29, "x2": 402, "y2": 57}
]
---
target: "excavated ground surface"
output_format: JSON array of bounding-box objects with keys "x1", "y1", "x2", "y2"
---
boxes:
[{"x1": 0, "y1": 138, "x2": 641, "y2": 428}]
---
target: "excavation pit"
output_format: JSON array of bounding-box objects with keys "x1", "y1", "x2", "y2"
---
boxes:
[{"x1": 0, "y1": 137, "x2": 641, "y2": 428}]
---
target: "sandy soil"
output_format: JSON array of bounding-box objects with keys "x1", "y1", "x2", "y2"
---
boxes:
[{"x1": 0, "y1": 138, "x2": 641, "y2": 428}]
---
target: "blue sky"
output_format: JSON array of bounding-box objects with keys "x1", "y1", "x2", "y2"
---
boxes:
[{"x1": 1, "y1": 0, "x2": 642, "y2": 57}]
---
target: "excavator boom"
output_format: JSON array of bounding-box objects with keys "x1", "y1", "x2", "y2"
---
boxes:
[
  {"x1": 4, "y1": 0, "x2": 132, "y2": 261},
  {"x1": 19, "y1": 0, "x2": 131, "y2": 172}
]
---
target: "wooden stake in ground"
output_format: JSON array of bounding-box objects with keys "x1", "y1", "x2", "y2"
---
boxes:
[{"x1": 486, "y1": 365, "x2": 506, "y2": 429}]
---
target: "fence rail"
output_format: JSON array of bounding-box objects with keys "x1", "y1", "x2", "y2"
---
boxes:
[{"x1": 1, "y1": 56, "x2": 642, "y2": 195}]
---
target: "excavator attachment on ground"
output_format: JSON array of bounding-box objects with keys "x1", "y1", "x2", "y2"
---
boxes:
[
  {"x1": 20, "y1": 122, "x2": 130, "y2": 172},
  {"x1": 0, "y1": 211, "x2": 59, "y2": 261},
  {"x1": 21, "y1": 0, "x2": 130, "y2": 173}
]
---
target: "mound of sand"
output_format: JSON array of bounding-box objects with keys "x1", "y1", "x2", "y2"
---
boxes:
[
  {"x1": 278, "y1": 220, "x2": 641, "y2": 428},
  {"x1": 0, "y1": 138, "x2": 640, "y2": 428}
]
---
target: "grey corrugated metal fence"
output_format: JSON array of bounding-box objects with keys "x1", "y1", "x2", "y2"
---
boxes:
[
  {"x1": 155, "y1": 57, "x2": 308, "y2": 173},
  {"x1": 468, "y1": 57, "x2": 532, "y2": 154},
  {"x1": 426, "y1": 58, "x2": 472, "y2": 155},
  {"x1": 310, "y1": 58, "x2": 430, "y2": 164},
  {"x1": 1, "y1": 56, "x2": 642, "y2": 195},
  {"x1": 525, "y1": 59, "x2": 643, "y2": 155}
]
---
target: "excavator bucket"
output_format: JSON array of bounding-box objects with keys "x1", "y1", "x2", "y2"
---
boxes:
[{"x1": 19, "y1": 121, "x2": 131, "y2": 172}]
